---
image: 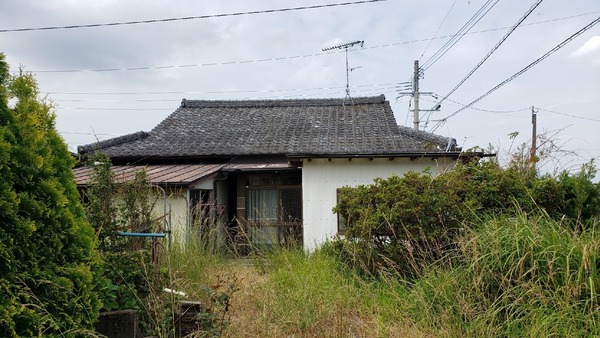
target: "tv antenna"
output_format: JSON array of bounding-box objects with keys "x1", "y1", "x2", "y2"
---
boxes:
[{"x1": 322, "y1": 40, "x2": 364, "y2": 100}]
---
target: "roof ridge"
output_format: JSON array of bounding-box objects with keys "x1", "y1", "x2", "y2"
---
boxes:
[
  {"x1": 180, "y1": 94, "x2": 386, "y2": 108},
  {"x1": 77, "y1": 131, "x2": 149, "y2": 154}
]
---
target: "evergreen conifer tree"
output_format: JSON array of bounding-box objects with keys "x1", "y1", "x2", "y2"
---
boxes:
[{"x1": 0, "y1": 53, "x2": 101, "y2": 337}]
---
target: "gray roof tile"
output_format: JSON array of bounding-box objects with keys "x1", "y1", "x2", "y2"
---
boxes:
[{"x1": 79, "y1": 95, "x2": 456, "y2": 159}]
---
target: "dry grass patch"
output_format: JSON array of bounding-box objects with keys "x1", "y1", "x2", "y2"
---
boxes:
[
  {"x1": 168, "y1": 242, "x2": 428, "y2": 337},
  {"x1": 218, "y1": 252, "x2": 426, "y2": 337}
]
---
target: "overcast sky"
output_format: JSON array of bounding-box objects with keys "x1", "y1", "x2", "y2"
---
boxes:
[{"x1": 1, "y1": 0, "x2": 598, "y2": 175}]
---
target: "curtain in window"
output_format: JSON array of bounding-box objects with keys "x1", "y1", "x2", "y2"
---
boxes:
[{"x1": 247, "y1": 189, "x2": 278, "y2": 222}]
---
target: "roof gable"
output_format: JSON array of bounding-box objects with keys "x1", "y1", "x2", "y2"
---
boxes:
[{"x1": 79, "y1": 95, "x2": 455, "y2": 159}]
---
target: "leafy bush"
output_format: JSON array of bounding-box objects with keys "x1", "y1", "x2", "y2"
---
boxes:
[
  {"x1": 556, "y1": 161, "x2": 600, "y2": 226},
  {"x1": 334, "y1": 159, "x2": 600, "y2": 277},
  {"x1": 84, "y1": 153, "x2": 162, "y2": 312},
  {"x1": 0, "y1": 54, "x2": 101, "y2": 336},
  {"x1": 334, "y1": 171, "x2": 466, "y2": 277}
]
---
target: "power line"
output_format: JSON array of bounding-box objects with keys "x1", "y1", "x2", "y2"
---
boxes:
[
  {"x1": 50, "y1": 85, "x2": 402, "y2": 111},
  {"x1": 59, "y1": 107, "x2": 173, "y2": 111},
  {"x1": 25, "y1": 52, "x2": 329, "y2": 73},
  {"x1": 62, "y1": 91, "x2": 600, "y2": 121},
  {"x1": 15, "y1": 11, "x2": 597, "y2": 74},
  {"x1": 55, "y1": 99, "x2": 181, "y2": 102},
  {"x1": 373, "y1": 11, "x2": 598, "y2": 50},
  {"x1": 422, "y1": 103, "x2": 599, "y2": 132},
  {"x1": 420, "y1": 96, "x2": 529, "y2": 128},
  {"x1": 45, "y1": 82, "x2": 400, "y2": 96},
  {"x1": 0, "y1": 0, "x2": 385, "y2": 33},
  {"x1": 430, "y1": 15, "x2": 600, "y2": 132},
  {"x1": 431, "y1": 0, "x2": 544, "y2": 110},
  {"x1": 60, "y1": 131, "x2": 120, "y2": 136},
  {"x1": 538, "y1": 108, "x2": 600, "y2": 122},
  {"x1": 419, "y1": 0, "x2": 459, "y2": 61},
  {"x1": 420, "y1": 0, "x2": 500, "y2": 71},
  {"x1": 422, "y1": 95, "x2": 530, "y2": 114}
]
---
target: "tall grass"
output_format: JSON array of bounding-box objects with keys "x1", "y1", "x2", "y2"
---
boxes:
[
  {"x1": 465, "y1": 212, "x2": 599, "y2": 337},
  {"x1": 403, "y1": 211, "x2": 600, "y2": 337},
  {"x1": 221, "y1": 248, "x2": 425, "y2": 337},
  {"x1": 141, "y1": 233, "x2": 233, "y2": 337},
  {"x1": 168, "y1": 233, "x2": 227, "y2": 292},
  {"x1": 166, "y1": 235, "x2": 425, "y2": 337},
  {"x1": 161, "y1": 211, "x2": 598, "y2": 337}
]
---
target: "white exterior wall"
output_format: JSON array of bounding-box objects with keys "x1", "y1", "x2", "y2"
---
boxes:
[
  {"x1": 163, "y1": 186, "x2": 189, "y2": 244},
  {"x1": 302, "y1": 157, "x2": 455, "y2": 251}
]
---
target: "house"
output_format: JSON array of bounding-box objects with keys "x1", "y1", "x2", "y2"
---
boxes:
[{"x1": 74, "y1": 95, "x2": 464, "y2": 251}]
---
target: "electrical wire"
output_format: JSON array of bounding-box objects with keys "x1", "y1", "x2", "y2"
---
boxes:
[
  {"x1": 419, "y1": 0, "x2": 459, "y2": 61},
  {"x1": 14, "y1": 11, "x2": 597, "y2": 74},
  {"x1": 0, "y1": 0, "x2": 386, "y2": 33},
  {"x1": 420, "y1": 0, "x2": 500, "y2": 71},
  {"x1": 55, "y1": 99, "x2": 181, "y2": 102},
  {"x1": 431, "y1": 0, "x2": 544, "y2": 110},
  {"x1": 60, "y1": 131, "x2": 119, "y2": 136},
  {"x1": 27, "y1": 53, "x2": 329, "y2": 73},
  {"x1": 430, "y1": 15, "x2": 600, "y2": 132},
  {"x1": 11, "y1": 11, "x2": 600, "y2": 73},
  {"x1": 59, "y1": 107, "x2": 173, "y2": 111},
  {"x1": 45, "y1": 82, "x2": 400, "y2": 96},
  {"x1": 420, "y1": 96, "x2": 530, "y2": 128},
  {"x1": 49, "y1": 83, "x2": 402, "y2": 110},
  {"x1": 421, "y1": 95, "x2": 530, "y2": 114},
  {"x1": 421, "y1": 0, "x2": 499, "y2": 71},
  {"x1": 538, "y1": 108, "x2": 600, "y2": 122}
]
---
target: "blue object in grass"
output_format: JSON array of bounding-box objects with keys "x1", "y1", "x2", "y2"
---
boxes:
[{"x1": 116, "y1": 231, "x2": 166, "y2": 238}]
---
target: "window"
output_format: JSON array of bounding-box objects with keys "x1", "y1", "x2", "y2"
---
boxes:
[
  {"x1": 244, "y1": 173, "x2": 302, "y2": 246},
  {"x1": 246, "y1": 187, "x2": 302, "y2": 224},
  {"x1": 280, "y1": 187, "x2": 302, "y2": 222},
  {"x1": 247, "y1": 188, "x2": 278, "y2": 222}
]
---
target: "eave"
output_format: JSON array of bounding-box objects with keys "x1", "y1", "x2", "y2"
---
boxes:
[{"x1": 286, "y1": 151, "x2": 466, "y2": 160}]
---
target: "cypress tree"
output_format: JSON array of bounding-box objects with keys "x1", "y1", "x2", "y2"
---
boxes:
[{"x1": 0, "y1": 53, "x2": 101, "y2": 337}]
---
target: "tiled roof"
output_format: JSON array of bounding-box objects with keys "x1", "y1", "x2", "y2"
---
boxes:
[
  {"x1": 77, "y1": 131, "x2": 148, "y2": 155},
  {"x1": 72, "y1": 164, "x2": 223, "y2": 186},
  {"x1": 78, "y1": 95, "x2": 456, "y2": 159},
  {"x1": 399, "y1": 125, "x2": 460, "y2": 152}
]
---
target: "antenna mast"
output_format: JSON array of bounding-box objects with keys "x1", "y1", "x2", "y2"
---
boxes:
[{"x1": 322, "y1": 40, "x2": 364, "y2": 100}]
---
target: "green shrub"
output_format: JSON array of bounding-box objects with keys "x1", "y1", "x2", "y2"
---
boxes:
[
  {"x1": 334, "y1": 170, "x2": 466, "y2": 277},
  {"x1": 84, "y1": 153, "x2": 162, "y2": 312},
  {"x1": 333, "y1": 159, "x2": 600, "y2": 277},
  {"x1": 0, "y1": 54, "x2": 102, "y2": 336},
  {"x1": 556, "y1": 161, "x2": 600, "y2": 226}
]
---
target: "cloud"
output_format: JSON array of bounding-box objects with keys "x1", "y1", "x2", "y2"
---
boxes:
[
  {"x1": 570, "y1": 35, "x2": 600, "y2": 57},
  {"x1": 2, "y1": 0, "x2": 599, "y2": 171}
]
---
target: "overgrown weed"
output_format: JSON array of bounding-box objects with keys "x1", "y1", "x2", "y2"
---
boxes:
[
  {"x1": 402, "y1": 211, "x2": 600, "y2": 337},
  {"x1": 214, "y1": 246, "x2": 425, "y2": 337}
]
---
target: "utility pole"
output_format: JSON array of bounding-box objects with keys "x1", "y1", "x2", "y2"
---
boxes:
[
  {"x1": 397, "y1": 60, "x2": 436, "y2": 129},
  {"x1": 530, "y1": 106, "x2": 537, "y2": 166},
  {"x1": 412, "y1": 60, "x2": 420, "y2": 130}
]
